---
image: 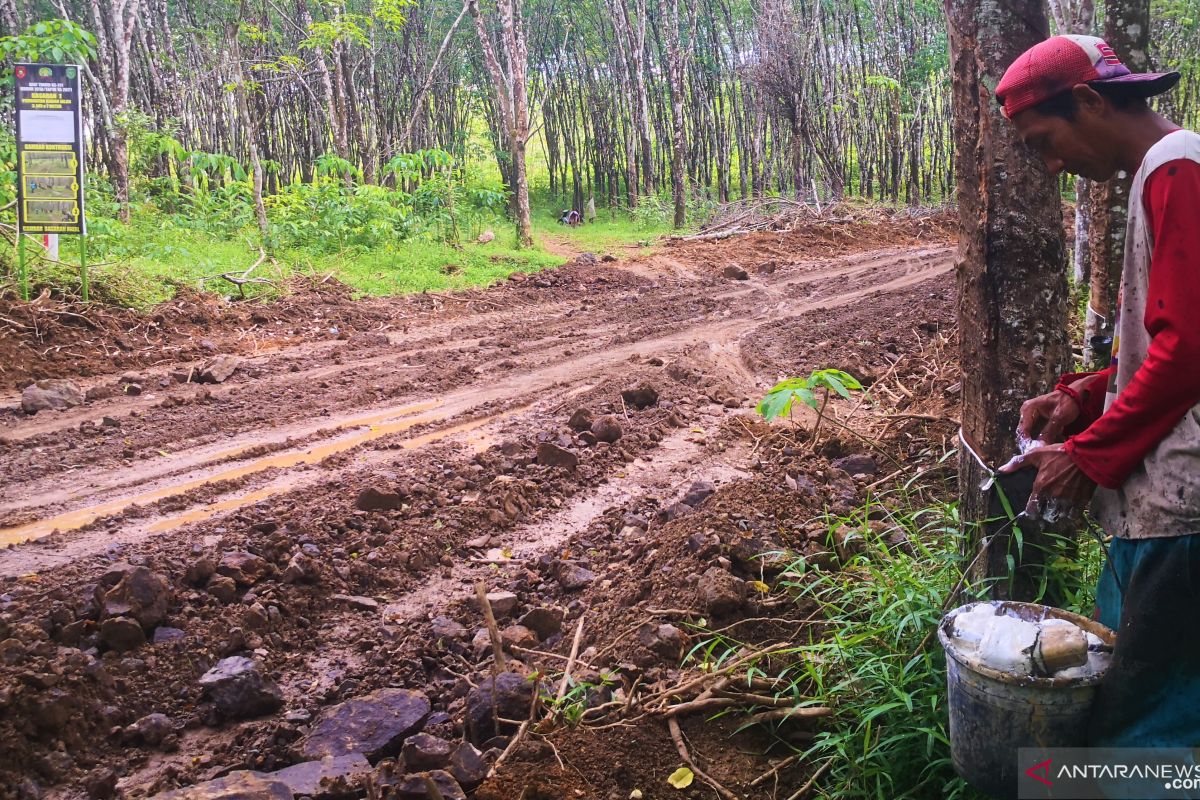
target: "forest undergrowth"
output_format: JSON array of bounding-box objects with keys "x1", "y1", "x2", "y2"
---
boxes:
[{"x1": 685, "y1": 449, "x2": 1106, "y2": 799}]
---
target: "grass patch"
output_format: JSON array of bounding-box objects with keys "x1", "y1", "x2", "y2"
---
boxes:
[
  {"x1": 16, "y1": 206, "x2": 572, "y2": 309},
  {"x1": 6, "y1": 194, "x2": 685, "y2": 309},
  {"x1": 681, "y1": 472, "x2": 1105, "y2": 799},
  {"x1": 531, "y1": 208, "x2": 675, "y2": 257}
]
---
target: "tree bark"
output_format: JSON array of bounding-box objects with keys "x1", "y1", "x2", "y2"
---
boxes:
[
  {"x1": 945, "y1": 0, "x2": 1073, "y2": 599},
  {"x1": 1084, "y1": 0, "x2": 1149, "y2": 365},
  {"x1": 468, "y1": 0, "x2": 532, "y2": 247},
  {"x1": 227, "y1": 21, "x2": 270, "y2": 241},
  {"x1": 400, "y1": 0, "x2": 470, "y2": 152},
  {"x1": 665, "y1": 0, "x2": 687, "y2": 228}
]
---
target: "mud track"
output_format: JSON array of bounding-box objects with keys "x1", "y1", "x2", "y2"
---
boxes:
[
  {"x1": 0, "y1": 221, "x2": 957, "y2": 799},
  {"x1": 0, "y1": 242, "x2": 951, "y2": 572}
]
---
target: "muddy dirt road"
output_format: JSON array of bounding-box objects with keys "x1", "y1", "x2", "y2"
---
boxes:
[{"x1": 0, "y1": 215, "x2": 958, "y2": 799}]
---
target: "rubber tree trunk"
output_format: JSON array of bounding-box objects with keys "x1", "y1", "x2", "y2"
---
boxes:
[
  {"x1": 1046, "y1": 0, "x2": 1098, "y2": 292},
  {"x1": 944, "y1": 0, "x2": 1074, "y2": 599},
  {"x1": 468, "y1": 0, "x2": 533, "y2": 247},
  {"x1": 665, "y1": 0, "x2": 688, "y2": 228},
  {"x1": 1084, "y1": 0, "x2": 1149, "y2": 366}
]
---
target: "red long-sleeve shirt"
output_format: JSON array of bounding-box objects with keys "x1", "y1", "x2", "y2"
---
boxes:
[{"x1": 1062, "y1": 157, "x2": 1200, "y2": 489}]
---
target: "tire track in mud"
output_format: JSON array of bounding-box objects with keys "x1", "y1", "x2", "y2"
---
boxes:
[{"x1": 0, "y1": 244, "x2": 952, "y2": 568}]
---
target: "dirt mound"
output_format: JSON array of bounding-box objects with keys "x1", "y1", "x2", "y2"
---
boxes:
[
  {"x1": 0, "y1": 277, "x2": 395, "y2": 393},
  {"x1": 0, "y1": 211, "x2": 962, "y2": 798}
]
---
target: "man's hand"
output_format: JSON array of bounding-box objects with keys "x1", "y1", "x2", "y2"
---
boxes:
[
  {"x1": 1017, "y1": 373, "x2": 1108, "y2": 446},
  {"x1": 1017, "y1": 390, "x2": 1081, "y2": 447},
  {"x1": 998, "y1": 443, "x2": 1097, "y2": 522}
]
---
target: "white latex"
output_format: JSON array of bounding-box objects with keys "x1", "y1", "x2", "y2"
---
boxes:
[
  {"x1": 977, "y1": 616, "x2": 1039, "y2": 674},
  {"x1": 951, "y1": 604, "x2": 998, "y2": 648},
  {"x1": 950, "y1": 609, "x2": 1107, "y2": 678}
]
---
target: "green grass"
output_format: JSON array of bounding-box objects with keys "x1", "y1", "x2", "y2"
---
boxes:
[
  {"x1": 677, "y1": 471, "x2": 1105, "y2": 800},
  {"x1": 4, "y1": 190, "x2": 696, "y2": 309},
  {"x1": 531, "y1": 204, "x2": 676, "y2": 257},
  {"x1": 10, "y1": 197, "x2": 681, "y2": 309}
]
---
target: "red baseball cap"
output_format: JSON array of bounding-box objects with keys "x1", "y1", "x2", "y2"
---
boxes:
[{"x1": 996, "y1": 35, "x2": 1180, "y2": 118}]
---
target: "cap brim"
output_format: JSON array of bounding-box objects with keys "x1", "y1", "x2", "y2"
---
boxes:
[{"x1": 1090, "y1": 71, "x2": 1181, "y2": 97}]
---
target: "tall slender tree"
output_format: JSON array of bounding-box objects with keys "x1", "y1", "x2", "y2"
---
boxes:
[
  {"x1": 944, "y1": 0, "x2": 1074, "y2": 598},
  {"x1": 468, "y1": 0, "x2": 533, "y2": 246},
  {"x1": 1085, "y1": 0, "x2": 1150, "y2": 365}
]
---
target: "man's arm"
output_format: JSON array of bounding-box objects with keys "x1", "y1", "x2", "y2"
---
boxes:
[{"x1": 1065, "y1": 158, "x2": 1200, "y2": 488}]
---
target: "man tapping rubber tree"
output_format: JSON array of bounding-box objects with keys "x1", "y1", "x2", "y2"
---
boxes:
[{"x1": 994, "y1": 35, "x2": 1200, "y2": 747}]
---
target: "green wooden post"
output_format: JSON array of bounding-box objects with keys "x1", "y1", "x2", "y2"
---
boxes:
[
  {"x1": 79, "y1": 232, "x2": 89, "y2": 303},
  {"x1": 17, "y1": 232, "x2": 29, "y2": 301}
]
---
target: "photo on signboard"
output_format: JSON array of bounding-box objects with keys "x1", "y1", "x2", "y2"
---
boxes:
[
  {"x1": 21, "y1": 151, "x2": 75, "y2": 175},
  {"x1": 25, "y1": 199, "x2": 77, "y2": 223},
  {"x1": 18, "y1": 110, "x2": 76, "y2": 143},
  {"x1": 24, "y1": 176, "x2": 77, "y2": 199}
]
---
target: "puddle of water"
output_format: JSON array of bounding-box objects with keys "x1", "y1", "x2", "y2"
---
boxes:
[
  {"x1": 90, "y1": 412, "x2": 512, "y2": 538},
  {"x1": 0, "y1": 400, "x2": 446, "y2": 546}
]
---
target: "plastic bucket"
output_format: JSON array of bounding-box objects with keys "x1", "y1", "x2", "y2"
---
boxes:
[{"x1": 938, "y1": 601, "x2": 1116, "y2": 800}]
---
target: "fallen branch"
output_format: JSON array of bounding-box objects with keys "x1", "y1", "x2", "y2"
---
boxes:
[
  {"x1": 645, "y1": 642, "x2": 793, "y2": 709},
  {"x1": 667, "y1": 717, "x2": 740, "y2": 800},
  {"x1": 474, "y1": 584, "x2": 508, "y2": 673},
  {"x1": 784, "y1": 758, "x2": 834, "y2": 800},
  {"x1": 554, "y1": 613, "x2": 587, "y2": 706},
  {"x1": 749, "y1": 751, "x2": 805, "y2": 788},
  {"x1": 747, "y1": 706, "x2": 834, "y2": 725},
  {"x1": 662, "y1": 696, "x2": 744, "y2": 717}
]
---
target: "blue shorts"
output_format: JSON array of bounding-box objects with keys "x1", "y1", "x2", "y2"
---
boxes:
[{"x1": 1090, "y1": 533, "x2": 1200, "y2": 747}]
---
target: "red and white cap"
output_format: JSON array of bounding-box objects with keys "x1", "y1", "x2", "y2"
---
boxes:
[{"x1": 995, "y1": 35, "x2": 1180, "y2": 118}]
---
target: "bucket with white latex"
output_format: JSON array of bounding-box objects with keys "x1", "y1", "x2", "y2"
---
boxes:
[{"x1": 938, "y1": 601, "x2": 1116, "y2": 799}]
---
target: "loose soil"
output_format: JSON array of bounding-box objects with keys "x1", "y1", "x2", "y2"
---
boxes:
[{"x1": 0, "y1": 210, "x2": 960, "y2": 800}]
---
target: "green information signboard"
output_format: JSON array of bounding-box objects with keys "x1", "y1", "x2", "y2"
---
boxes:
[
  {"x1": 13, "y1": 62, "x2": 89, "y2": 300},
  {"x1": 14, "y1": 63, "x2": 85, "y2": 234}
]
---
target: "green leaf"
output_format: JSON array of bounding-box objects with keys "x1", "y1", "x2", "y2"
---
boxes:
[
  {"x1": 822, "y1": 372, "x2": 851, "y2": 398},
  {"x1": 667, "y1": 767, "x2": 694, "y2": 789}
]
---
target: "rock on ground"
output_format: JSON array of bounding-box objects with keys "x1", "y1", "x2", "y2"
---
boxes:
[
  {"x1": 446, "y1": 743, "x2": 488, "y2": 791},
  {"x1": 125, "y1": 713, "x2": 175, "y2": 747},
  {"x1": 217, "y1": 551, "x2": 270, "y2": 585},
  {"x1": 567, "y1": 408, "x2": 593, "y2": 432},
  {"x1": 401, "y1": 733, "x2": 452, "y2": 771},
  {"x1": 621, "y1": 383, "x2": 659, "y2": 409},
  {"x1": 299, "y1": 688, "x2": 431, "y2": 763},
  {"x1": 84, "y1": 768, "x2": 119, "y2": 799},
  {"x1": 198, "y1": 656, "x2": 284, "y2": 720},
  {"x1": 590, "y1": 415, "x2": 623, "y2": 444},
  {"x1": 205, "y1": 575, "x2": 239, "y2": 603},
  {"x1": 356, "y1": 487, "x2": 405, "y2": 511},
  {"x1": 517, "y1": 606, "x2": 564, "y2": 640},
  {"x1": 680, "y1": 480, "x2": 716, "y2": 508},
  {"x1": 465, "y1": 671, "x2": 535, "y2": 745},
  {"x1": 832, "y1": 453, "x2": 878, "y2": 476},
  {"x1": 722, "y1": 264, "x2": 750, "y2": 280},
  {"x1": 100, "y1": 616, "x2": 146, "y2": 653},
  {"x1": 535, "y1": 441, "x2": 579, "y2": 470},
  {"x1": 500, "y1": 624, "x2": 538, "y2": 651},
  {"x1": 478, "y1": 590, "x2": 518, "y2": 617},
  {"x1": 101, "y1": 566, "x2": 172, "y2": 629},
  {"x1": 263, "y1": 754, "x2": 372, "y2": 799},
  {"x1": 21, "y1": 379, "x2": 84, "y2": 413},
  {"x1": 430, "y1": 616, "x2": 468, "y2": 642},
  {"x1": 197, "y1": 355, "x2": 240, "y2": 384},
  {"x1": 699, "y1": 567, "x2": 746, "y2": 616},
  {"x1": 152, "y1": 772, "x2": 292, "y2": 799},
  {"x1": 332, "y1": 594, "x2": 379, "y2": 612},
  {"x1": 637, "y1": 623, "x2": 686, "y2": 662},
  {"x1": 553, "y1": 561, "x2": 596, "y2": 592},
  {"x1": 372, "y1": 767, "x2": 466, "y2": 800}
]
